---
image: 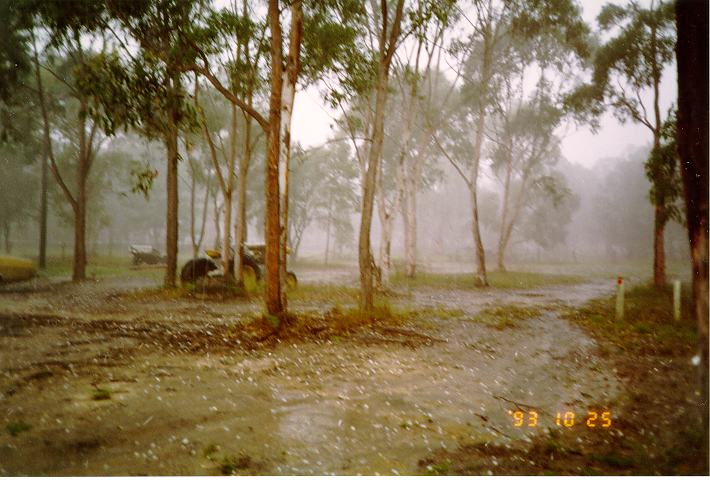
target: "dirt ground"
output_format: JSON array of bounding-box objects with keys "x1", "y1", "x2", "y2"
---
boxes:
[{"x1": 0, "y1": 266, "x2": 656, "y2": 475}]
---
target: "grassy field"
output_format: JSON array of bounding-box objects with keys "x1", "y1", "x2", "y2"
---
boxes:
[
  {"x1": 39, "y1": 255, "x2": 166, "y2": 280},
  {"x1": 390, "y1": 270, "x2": 583, "y2": 290}
]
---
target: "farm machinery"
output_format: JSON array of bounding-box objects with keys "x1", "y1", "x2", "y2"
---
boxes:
[{"x1": 180, "y1": 244, "x2": 297, "y2": 287}]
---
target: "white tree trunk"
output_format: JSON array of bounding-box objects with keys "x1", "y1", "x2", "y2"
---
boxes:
[{"x1": 279, "y1": 71, "x2": 296, "y2": 300}]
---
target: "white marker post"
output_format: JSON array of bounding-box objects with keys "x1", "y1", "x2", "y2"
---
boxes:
[
  {"x1": 615, "y1": 277, "x2": 624, "y2": 322},
  {"x1": 673, "y1": 279, "x2": 681, "y2": 322}
]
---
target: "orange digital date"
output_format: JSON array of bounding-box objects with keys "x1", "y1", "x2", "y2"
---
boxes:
[{"x1": 507, "y1": 410, "x2": 611, "y2": 428}]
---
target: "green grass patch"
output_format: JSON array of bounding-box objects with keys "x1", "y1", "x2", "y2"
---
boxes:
[
  {"x1": 91, "y1": 387, "x2": 112, "y2": 401},
  {"x1": 425, "y1": 459, "x2": 452, "y2": 475},
  {"x1": 6, "y1": 420, "x2": 31, "y2": 436},
  {"x1": 470, "y1": 304, "x2": 546, "y2": 329},
  {"x1": 288, "y1": 283, "x2": 360, "y2": 303},
  {"x1": 41, "y1": 255, "x2": 166, "y2": 280},
  {"x1": 561, "y1": 282, "x2": 696, "y2": 353},
  {"x1": 390, "y1": 270, "x2": 582, "y2": 290},
  {"x1": 290, "y1": 257, "x2": 354, "y2": 270},
  {"x1": 219, "y1": 453, "x2": 252, "y2": 474},
  {"x1": 203, "y1": 443, "x2": 220, "y2": 460}
]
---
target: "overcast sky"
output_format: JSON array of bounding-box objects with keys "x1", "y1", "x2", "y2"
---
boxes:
[{"x1": 289, "y1": 0, "x2": 677, "y2": 169}]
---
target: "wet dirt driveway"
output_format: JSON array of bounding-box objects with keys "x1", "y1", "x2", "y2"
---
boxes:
[{"x1": 0, "y1": 276, "x2": 621, "y2": 475}]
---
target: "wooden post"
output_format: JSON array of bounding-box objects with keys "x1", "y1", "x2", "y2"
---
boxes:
[
  {"x1": 615, "y1": 276, "x2": 625, "y2": 321},
  {"x1": 673, "y1": 279, "x2": 681, "y2": 322}
]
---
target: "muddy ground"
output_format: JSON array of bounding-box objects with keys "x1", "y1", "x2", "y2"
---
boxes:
[{"x1": 0, "y1": 266, "x2": 648, "y2": 475}]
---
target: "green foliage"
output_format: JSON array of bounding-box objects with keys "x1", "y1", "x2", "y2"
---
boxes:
[
  {"x1": 77, "y1": 52, "x2": 139, "y2": 136},
  {"x1": 520, "y1": 173, "x2": 580, "y2": 250},
  {"x1": 6, "y1": 420, "x2": 31, "y2": 436},
  {"x1": 130, "y1": 165, "x2": 160, "y2": 199},
  {"x1": 0, "y1": 1, "x2": 31, "y2": 92},
  {"x1": 645, "y1": 112, "x2": 683, "y2": 226},
  {"x1": 509, "y1": 0, "x2": 592, "y2": 63},
  {"x1": 288, "y1": 142, "x2": 359, "y2": 259},
  {"x1": 301, "y1": 0, "x2": 366, "y2": 83},
  {"x1": 567, "y1": 0, "x2": 675, "y2": 128}
]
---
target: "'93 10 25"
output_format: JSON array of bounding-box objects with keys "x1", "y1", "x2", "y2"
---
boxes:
[{"x1": 508, "y1": 410, "x2": 612, "y2": 428}]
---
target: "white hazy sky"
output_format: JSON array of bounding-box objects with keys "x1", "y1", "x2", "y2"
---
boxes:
[{"x1": 289, "y1": 0, "x2": 676, "y2": 169}]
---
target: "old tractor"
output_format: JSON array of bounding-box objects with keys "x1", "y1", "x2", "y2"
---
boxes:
[
  {"x1": 180, "y1": 244, "x2": 297, "y2": 287},
  {"x1": 129, "y1": 245, "x2": 167, "y2": 266}
]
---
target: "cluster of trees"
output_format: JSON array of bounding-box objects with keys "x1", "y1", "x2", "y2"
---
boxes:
[{"x1": 0, "y1": 0, "x2": 703, "y2": 324}]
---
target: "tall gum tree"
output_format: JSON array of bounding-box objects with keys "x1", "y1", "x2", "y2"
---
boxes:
[
  {"x1": 195, "y1": 81, "x2": 239, "y2": 279},
  {"x1": 145, "y1": 0, "x2": 358, "y2": 315},
  {"x1": 376, "y1": 0, "x2": 451, "y2": 284},
  {"x1": 427, "y1": 0, "x2": 514, "y2": 286},
  {"x1": 568, "y1": 0, "x2": 675, "y2": 287},
  {"x1": 105, "y1": 0, "x2": 206, "y2": 288},
  {"x1": 399, "y1": 3, "x2": 452, "y2": 279},
  {"x1": 358, "y1": 0, "x2": 406, "y2": 313},
  {"x1": 25, "y1": 4, "x2": 120, "y2": 281},
  {"x1": 675, "y1": 0, "x2": 708, "y2": 463}
]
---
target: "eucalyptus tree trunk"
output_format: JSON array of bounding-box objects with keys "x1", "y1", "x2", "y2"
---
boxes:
[
  {"x1": 188, "y1": 140, "x2": 210, "y2": 259},
  {"x1": 360, "y1": 64, "x2": 390, "y2": 311},
  {"x1": 359, "y1": 0, "x2": 405, "y2": 313},
  {"x1": 233, "y1": 0, "x2": 255, "y2": 285},
  {"x1": 376, "y1": 197, "x2": 396, "y2": 284},
  {"x1": 71, "y1": 97, "x2": 98, "y2": 282},
  {"x1": 402, "y1": 158, "x2": 419, "y2": 278},
  {"x1": 650, "y1": 18, "x2": 666, "y2": 288},
  {"x1": 263, "y1": 0, "x2": 303, "y2": 315},
  {"x1": 324, "y1": 194, "x2": 333, "y2": 265},
  {"x1": 220, "y1": 105, "x2": 239, "y2": 282},
  {"x1": 264, "y1": 0, "x2": 285, "y2": 316},
  {"x1": 470, "y1": 24, "x2": 493, "y2": 285},
  {"x1": 213, "y1": 192, "x2": 222, "y2": 251},
  {"x1": 33, "y1": 35, "x2": 92, "y2": 281},
  {"x1": 676, "y1": 1, "x2": 708, "y2": 461},
  {"x1": 278, "y1": 1, "x2": 303, "y2": 308},
  {"x1": 38, "y1": 148, "x2": 48, "y2": 269},
  {"x1": 380, "y1": 64, "x2": 417, "y2": 283},
  {"x1": 496, "y1": 146, "x2": 514, "y2": 271},
  {"x1": 235, "y1": 109, "x2": 252, "y2": 285},
  {"x1": 376, "y1": 155, "x2": 404, "y2": 285},
  {"x1": 164, "y1": 97, "x2": 180, "y2": 288},
  {"x1": 279, "y1": 72, "x2": 296, "y2": 304}
]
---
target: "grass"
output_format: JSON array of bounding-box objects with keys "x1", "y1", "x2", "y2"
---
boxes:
[
  {"x1": 470, "y1": 304, "x2": 547, "y2": 329},
  {"x1": 219, "y1": 453, "x2": 252, "y2": 474},
  {"x1": 290, "y1": 257, "x2": 354, "y2": 270},
  {"x1": 203, "y1": 443, "x2": 220, "y2": 460},
  {"x1": 561, "y1": 282, "x2": 697, "y2": 353},
  {"x1": 91, "y1": 387, "x2": 112, "y2": 401},
  {"x1": 390, "y1": 270, "x2": 583, "y2": 290},
  {"x1": 6, "y1": 421, "x2": 31, "y2": 436},
  {"x1": 40, "y1": 254, "x2": 166, "y2": 280},
  {"x1": 288, "y1": 283, "x2": 360, "y2": 303}
]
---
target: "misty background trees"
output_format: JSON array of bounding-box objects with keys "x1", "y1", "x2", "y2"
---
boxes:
[{"x1": 0, "y1": 0, "x2": 696, "y2": 314}]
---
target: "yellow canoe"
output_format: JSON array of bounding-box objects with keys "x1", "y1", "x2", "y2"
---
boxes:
[{"x1": 0, "y1": 255, "x2": 37, "y2": 283}]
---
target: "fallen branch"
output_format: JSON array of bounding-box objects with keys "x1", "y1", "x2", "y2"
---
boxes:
[{"x1": 493, "y1": 394, "x2": 546, "y2": 414}]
